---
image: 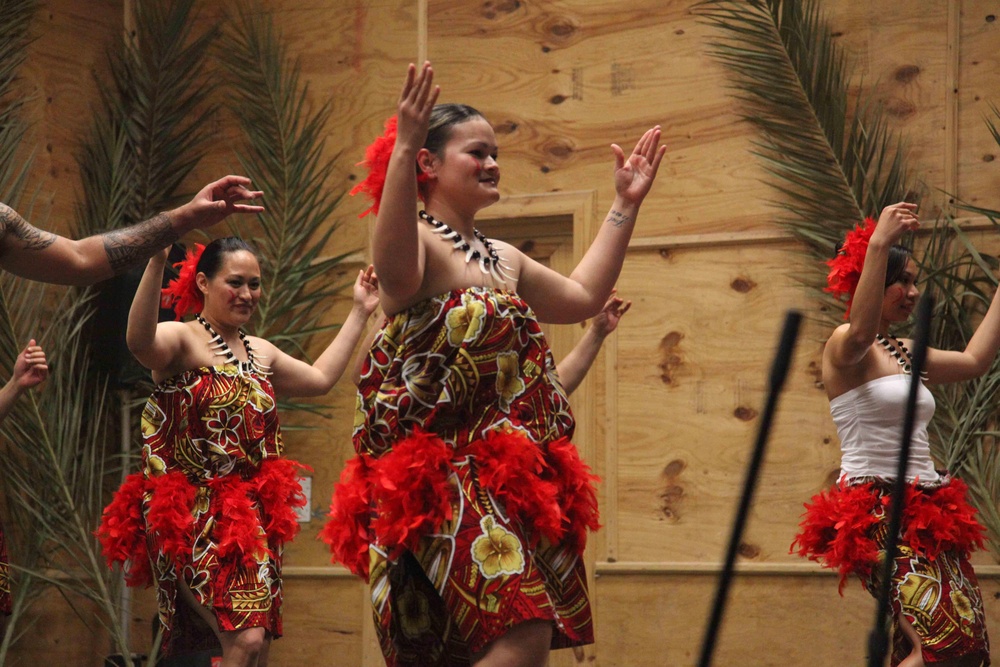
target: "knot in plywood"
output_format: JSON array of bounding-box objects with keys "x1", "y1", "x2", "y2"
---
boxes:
[
  {"x1": 658, "y1": 330, "x2": 685, "y2": 386},
  {"x1": 659, "y1": 459, "x2": 686, "y2": 522}
]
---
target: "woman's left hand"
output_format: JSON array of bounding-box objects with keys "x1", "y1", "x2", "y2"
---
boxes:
[
  {"x1": 353, "y1": 264, "x2": 380, "y2": 315},
  {"x1": 612, "y1": 126, "x2": 667, "y2": 206},
  {"x1": 14, "y1": 339, "x2": 48, "y2": 390}
]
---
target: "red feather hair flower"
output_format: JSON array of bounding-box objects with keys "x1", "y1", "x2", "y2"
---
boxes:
[
  {"x1": 350, "y1": 115, "x2": 431, "y2": 218},
  {"x1": 160, "y1": 243, "x2": 206, "y2": 321},
  {"x1": 825, "y1": 217, "x2": 877, "y2": 320}
]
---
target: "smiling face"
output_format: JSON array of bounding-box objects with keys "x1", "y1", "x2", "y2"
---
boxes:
[
  {"x1": 197, "y1": 249, "x2": 261, "y2": 327},
  {"x1": 882, "y1": 257, "x2": 919, "y2": 323},
  {"x1": 422, "y1": 116, "x2": 501, "y2": 213}
]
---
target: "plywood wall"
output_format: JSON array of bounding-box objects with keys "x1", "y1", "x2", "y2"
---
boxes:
[{"x1": 6, "y1": 0, "x2": 1000, "y2": 665}]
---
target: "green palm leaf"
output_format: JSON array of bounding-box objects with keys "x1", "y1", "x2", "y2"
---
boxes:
[{"x1": 217, "y1": 1, "x2": 352, "y2": 416}]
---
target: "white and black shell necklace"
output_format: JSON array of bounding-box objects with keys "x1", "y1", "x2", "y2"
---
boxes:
[
  {"x1": 875, "y1": 333, "x2": 927, "y2": 380},
  {"x1": 419, "y1": 210, "x2": 514, "y2": 283},
  {"x1": 197, "y1": 314, "x2": 271, "y2": 377}
]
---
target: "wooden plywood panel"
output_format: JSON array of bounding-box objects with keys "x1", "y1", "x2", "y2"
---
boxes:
[
  {"x1": 595, "y1": 571, "x2": 1000, "y2": 666},
  {"x1": 611, "y1": 243, "x2": 835, "y2": 563},
  {"x1": 17, "y1": 0, "x2": 121, "y2": 233},
  {"x1": 268, "y1": 576, "x2": 367, "y2": 665},
  {"x1": 423, "y1": 0, "x2": 776, "y2": 239},
  {"x1": 958, "y1": 1, "x2": 1000, "y2": 210}
]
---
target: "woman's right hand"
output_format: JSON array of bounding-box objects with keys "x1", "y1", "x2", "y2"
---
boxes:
[
  {"x1": 871, "y1": 202, "x2": 919, "y2": 247},
  {"x1": 395, "y1": 62, "x2": 440, "y2": 152}
]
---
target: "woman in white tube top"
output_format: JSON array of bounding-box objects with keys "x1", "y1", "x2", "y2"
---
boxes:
[{"x1": 793, "y1": 202, "x2": 1000, "y2": 667}]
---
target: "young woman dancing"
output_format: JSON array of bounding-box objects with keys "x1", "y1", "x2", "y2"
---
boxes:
[
  {"x1": 321, "y1": 62, "x2": 665, "y2": 667},
  {"x1": 793, "y1": 203, "x2": 995, "y2": 667},
  {"x1": 99, "y1": 238, "x2": 379, "y2": 667}
]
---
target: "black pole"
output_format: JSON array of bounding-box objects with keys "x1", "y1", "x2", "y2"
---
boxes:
[
  {"x1": 696, "y1": 310, "x2": 802, "y2": 667},
  {"x1": 866, "y1": 294, "x2": 934, "y2": 667}
]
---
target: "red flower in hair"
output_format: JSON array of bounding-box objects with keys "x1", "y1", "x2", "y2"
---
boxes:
[
  {"x1": 350, "y1": 115, "x2": 431, "y2": 218},
  {"x1": 825, "y1": 217, "x2": 877, "y2": 320},
  {"x1": 160, "y1": 243, "x2": 205, "y2": 320}
]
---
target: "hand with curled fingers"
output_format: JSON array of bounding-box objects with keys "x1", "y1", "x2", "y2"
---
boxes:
[
  {"x1": 872, "y1": 201, "x2": 920, "y2": 247},
  {"x1": 177, "y1": 175, "x2": 265, "y2": 231},
  {"x1": 13, "y1": 338, "x2": 48, "y2": 390},
  {"x1": 395, "y1": 62, "x2": 440, "y2": 153},
  {"x1": 592, "y1": 290, "x2": 632, "y2": 339},
  {"x1": 353, "y1": 264, "x2": 380, "y2": 316},
  {"x1": 612, "y1": 126, "x2": 668, "y2": 206}
]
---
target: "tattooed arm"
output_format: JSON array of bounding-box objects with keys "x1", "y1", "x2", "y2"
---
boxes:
[
  {"x1": 517, "y1": 127, "x2": 666, "y2": 324},
  {"x1": 0, "y1": 176, "x2": 263, "y2": 286}
]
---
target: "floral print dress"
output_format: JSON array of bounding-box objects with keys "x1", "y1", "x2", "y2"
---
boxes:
[
  {"x1": 322, "y1": 287, "x2": 599, "y2": 666},
  {"x1": 98, "y1": 364, "x2": 306, "y2": 654}
]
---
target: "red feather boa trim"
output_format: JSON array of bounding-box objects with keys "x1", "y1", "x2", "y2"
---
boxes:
[
  {"x1": 146, "y1": 472, "x2": 198, "y2": 565},
  {"x1": 369, "y1": 429, "x2": 455, "y2": 560},
  {"x1": 469, "y1": 429, "x2": 564, "y2": 546},
  {"x1": 97, "y1": 472, "x2": 153, "y2": 587},
  {"x1": 319, "y1": 455, "x2": 374, "y2": 578},
  {"x1": 791, "y1": 478, "x2": 985, "y2": 594},
  {"x1": 322, "y1": 429, "x2": 602, "y2": 576},
  {"x1": 254, "y1": 458, "x2": 311, "y2": 546},
  {"x1": 208, "y1": 476, "x2": 268, "y2": 567},
  {"x1": 825, "y1": 217, "x2": 876, "y2": 320},
  {"x1": 349, "y1": 115, "x2": 430, "y2": 218},
  {"x1": 545, "y1": 437, "x2": 602, "y2": 550},
  {"x1": 160, "y1": 242, "x2": 205, "y2": 320}
]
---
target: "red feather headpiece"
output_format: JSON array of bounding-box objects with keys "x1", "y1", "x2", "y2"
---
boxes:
[
  {"x1": 160, "y1": 243, "x2": 205, "y2": 321},
  {"x1": 825, "y1": 217, "x2": 877, "y2": 320},
  {"x1": 349, "y1": 115, "x2": 431, "y2": 218}
]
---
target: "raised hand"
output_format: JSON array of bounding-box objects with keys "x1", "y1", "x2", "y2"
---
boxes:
[
  {"x1": 872, "y1": 202, "x2": 919, "y2": 247},
  {"x1": 353, "y1": 264, "x2": 380, "y2": 316},
  {"x1": 179, "y1": 176, "x2": 265, "y2": 230},
  {"x1": 396, "y1": 62, "x2": 440, "y2": 152},
  {"x1": 592, "y1": 290, "x2": 632, "y2": 338},
  {"x1": 13, "y1": 339, "x2": 47, "y2": 390},
  {"x1": 612, "y1": 126, "x2": 667, "y2": 206}
]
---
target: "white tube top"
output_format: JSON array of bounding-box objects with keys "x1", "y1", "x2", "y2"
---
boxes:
[{"x1": 830, "y1": 374, "x2": 939, "y2": 483}]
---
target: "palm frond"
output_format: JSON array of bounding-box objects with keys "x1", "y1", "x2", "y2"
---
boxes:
[
  {"x1": 216, "y1": 2, "x2": 352, "y2": 416},
  {"x1": 695, "y1": 0, "x2": 917, "y2": 311}
]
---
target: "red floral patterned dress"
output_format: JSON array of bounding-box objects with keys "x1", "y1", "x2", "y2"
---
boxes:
[
  {"x1": 98, "y1": 363, "x2": 306, "y2": 654},
  {"x1": 321, "y1": 287, "x2": 599, "y2": 665}
]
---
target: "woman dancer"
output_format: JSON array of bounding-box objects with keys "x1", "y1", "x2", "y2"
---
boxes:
[
  {"x1": 557, "y1": 290, "x2": 631, "y2": 396},
  {"x1": 98, "y1": 238, "x2": 379, "y2": 666},
  {"x1": 321, "y1": 62, "x2": 665, "y2": 666},
  {"x1": 793, "y1": 203, "x2": 995, "y2": 666},
  {"x1": 0, "y1": 340, "x2": 48, "y2": 636}
]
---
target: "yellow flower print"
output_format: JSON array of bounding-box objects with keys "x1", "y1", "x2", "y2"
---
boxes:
[
  {"x1": 396, "y1": 585, "x2": 433, "y2": 639},
  {"x1": 445, "y1": 294, "x2": 486, "y2": 347},
  {"x1": 495, "y1": 351, "x2": 525, "y2": 413},
  {"x1": 471, "y1": 516, "x2": 524, "y2": 579},
  {"x1": 951, "y1": 588, "x2": 975, "y2": 622}
]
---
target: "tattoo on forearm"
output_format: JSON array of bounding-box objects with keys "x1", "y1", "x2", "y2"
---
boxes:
[
  {"x1": 607, "y1": 209, "x2": 632, "y2": 228},
  {"x1": 0, "y1": 204, "x2": 57, "y2": 251},
  {"x1": 103, "y1": 213, "x2": 178, "y2": 274}
]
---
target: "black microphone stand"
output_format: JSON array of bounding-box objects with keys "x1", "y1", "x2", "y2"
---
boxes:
[
  {"x1": 866, "y1": 294, "x2": 934, "y2": 667},
  {"x1": 696, "y1": 310, "x2": 803, "y2": 667}
]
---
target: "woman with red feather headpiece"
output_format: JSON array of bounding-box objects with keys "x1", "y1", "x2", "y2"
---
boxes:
[
  {"x1": 320, "y1": 62, "x2": 666, "y2": 667},
  {"x1": 792, "y1": 202, "x2": 999, "y2": 666},
  {"x1": 97, "y1": 237, "x2": 380, "y2": 666}
]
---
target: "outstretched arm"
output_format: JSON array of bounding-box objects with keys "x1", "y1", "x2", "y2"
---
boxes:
[
  {"x1": 267, "y1": 266, "x2": 381, "y2": 398},
  {"x1": 925, "y1": 286, "x2": 1000, "y2": 384},
  {"x1": 371, "y1": 63, "x2": 440, "y2": 302},
  {"x1": 0, "y1": 176, "x2": 263, "y2": 285},
  {"x1": 0, "y1": 340, "x2": 48, "y2": 424},
  {"x1": 557, "y1": 291, "x2": 631, "y2": 396},
  {"x1": 518, "y1": 127, "x2": 666, "y2": 324}
]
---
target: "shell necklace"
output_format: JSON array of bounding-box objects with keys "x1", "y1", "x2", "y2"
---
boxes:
[
  {"x1": 875, "y1": 333, "x2": 927, "y2": 379},
  {"x1": 197, "y1": 314, "x2": 271, "y2": 377},
  {"x1": 420, "y1": 210, "x2": 514, "y2": 283}
]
